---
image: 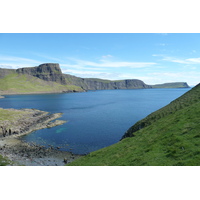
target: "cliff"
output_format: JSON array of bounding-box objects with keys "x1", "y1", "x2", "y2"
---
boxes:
[
  {"x1": 83, "y1": 78, "x2": 152, "y2": 90},
  {"x1": 0, "y1": 63, "x2": 190, "y2": 95},
  {"x1": 151, "y1": 82, "x2": 189, "y2": 88},
  {"x1": 64, "y1": 75, "x2": 152, "y2": 90},
  {"x1": 16, "y1": 63, "x2": 67, "y2": 85},
  {"x1": 64, "y1": 74, "x2": 189, "y2": 90},
  {"x1": 0, "y1": 64, "x2": 83, "y2": 94}
]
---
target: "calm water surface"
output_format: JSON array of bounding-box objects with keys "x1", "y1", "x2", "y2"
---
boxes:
[{"x1": 1, "y1": 88, "x2": 190, "y2": 154}]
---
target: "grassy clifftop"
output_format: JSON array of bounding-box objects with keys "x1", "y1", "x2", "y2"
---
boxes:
[
  {"x1": 151, "y1": 82, "x2": 189, "y2": 88},
  {"x1": 0, "y1": 64, "x2": 189, "y2": 94},
  {"x1": 0, "y1": 72, "x2": 83, "y2": 94},
  {"x1": 68, "y1": 83, "x2": 200, "y2": 166}
]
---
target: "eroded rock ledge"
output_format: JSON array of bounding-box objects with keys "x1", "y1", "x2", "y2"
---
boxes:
[
  {"x1": 0, "y1": 108, "x2": 82, "y2": 166},
  {"x1": 0, "y1": 108, "x2": 66, "y2": 138}
]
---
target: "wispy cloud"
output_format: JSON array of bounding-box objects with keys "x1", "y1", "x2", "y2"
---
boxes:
[
  {"x1": 155, "y1": 33, "x2": 169, "y2": 36},
  {"x1": 0, "y1": 55, "x2": 41, "y2": 68},
  {"x1": 63, "y1": 58, "x2": 156, "y2": 69},
  {"x1": 101, "y1": 55, "x2": 113, "y2": 59},
  {"x1": 0, "y1": 55, "x2": 40, "y2": 64},
  {"x1": 62, "y1": 69, "x2": 121, "y2": 80},
  {"x1": 153, "y1": 54, "x2": 200, "y2": 64},
  {"x1": 148, "y1": 71, "x2": 200, "y2": 86},
  {"x1": 157, "y1": 43, "x2": 167, "y2": 46},
  {"x1": 31, "y1": 53, "x2": 64, "y2": 63}
]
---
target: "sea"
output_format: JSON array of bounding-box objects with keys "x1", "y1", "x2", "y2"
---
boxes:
[{"x1": 0, "y1": 88, "x2": 191, "y2": 154}]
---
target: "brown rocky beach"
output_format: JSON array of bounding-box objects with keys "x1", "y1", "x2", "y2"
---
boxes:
[{"x1": 0, "y1": 108, "x2": 81, "y2": 166}]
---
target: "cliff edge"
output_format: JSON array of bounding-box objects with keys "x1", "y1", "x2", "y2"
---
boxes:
[{"x1": 16, "y1": 63, "x2": 67, "y2": 85}]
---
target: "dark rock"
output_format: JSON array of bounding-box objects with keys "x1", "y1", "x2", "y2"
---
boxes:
[
  {"x1": 0, "y1": 68, "x2": 16, "y2": 78},
  {"x1": 16, "y1": 63, "x2": 67, "y2": 85},
  {"x1": 63, "y1": 74, "x2": 152, "y2": 90}
]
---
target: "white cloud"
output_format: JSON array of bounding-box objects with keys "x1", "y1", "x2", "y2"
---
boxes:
[
  {"x1": 0, "y1": 55, "x2": 41, "y2": 68},
  {"x1": 186, "y1": 57, "x2": 200, "y2": 63},
  {"x1": 62, "y1": 69, "x2": 121, "y2": 80},
  {"x1": 153, "y1": 54, "x2": 200, "y2": 65},
  {"x1": 64, "y1": 58, "x2": 156, "y2": 69},
  {"x1": 158, "y1": 43, "x2": 167, "y2": 46},
  {"x1": 0, "y1": 55, "x2": 40, "y2": 64},
  {"x1": 148, "y1": 71, "x2": 200, "y2": 86},
  {"x1": 0, "y1": 64, "x2": 15, "y2": 69},
  {"x1": 102, "y1": 55, "x2": 113, "y2": 59}
]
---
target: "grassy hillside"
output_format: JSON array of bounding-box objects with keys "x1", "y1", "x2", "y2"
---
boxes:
[
  {"x1": 151, "y1": 82, "x2": 189, "y2": 88},
  {"x1": 0, "y1": 73, "x2": 83, "y2": 94},
  {"x1": 68, "y1": 83, "x2": 200, "y2": 166}
]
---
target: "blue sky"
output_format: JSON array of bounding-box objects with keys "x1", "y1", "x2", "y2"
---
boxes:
[{"x1": 0, "y1": 33, "x2": 200, "y2": 86}]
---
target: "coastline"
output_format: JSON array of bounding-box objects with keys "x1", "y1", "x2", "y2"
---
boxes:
[
  {"x1": 0, "y1": 137, "x2": 82, "y2": 166},
  {"x1": 0, "y1": 108, "x2": 82, "y2": 166},
  {"x1": 0, "y1": 90, "x2": 84, "y2": 96}
]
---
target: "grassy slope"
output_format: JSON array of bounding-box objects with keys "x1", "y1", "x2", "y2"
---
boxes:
[
  {"x1": 152, "y1": 82, "x2": 189, "y2": 88},
  {"x1": 0, "y1": 155, "x2": 13, "y2": 166},
  {"x1": 0, "y1": 73, "x2": 83, "y2": 94},
  {"x1": 68, "y1": 84, "x2": 200, "y2": 166},
  {"x1": 0, "y1": 108, "x2": 29, "y2": 121}
]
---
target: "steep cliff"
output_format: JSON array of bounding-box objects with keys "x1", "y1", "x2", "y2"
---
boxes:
[
  {"x1": 16, "y1": 63, "x2": 67, "y2": 85},
  {"x1": 0, "y1": 63, "x2": 190, "y2": 95},
  {"x1": 0, "y1": 64, "x2": 83, "y2": 94},
  {"x1": 64, "y1": 74, "x2": 189, "y2": 90},
  {"x1": 64, "y1": 74, "x2": 152, "y2": 90},
  {"x1": 151, "y1": 82, "x2": 189, "y2": 88}
]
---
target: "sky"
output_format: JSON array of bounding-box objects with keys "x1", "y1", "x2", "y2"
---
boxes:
[{"x1": 0, "y1": 33, "x2": 200, "y2": 86}]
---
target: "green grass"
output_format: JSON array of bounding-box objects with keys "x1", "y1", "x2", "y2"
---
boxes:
[
  {"x1": 0, "y1": 108, "x2": 28, "y2": 121},
  {"x1": 152, "y1": 82, "x2": 189, "y2": 88},
  {"x1": 0, "y1": 155, "x2": 12, "y2": 166},
  {"x1": 0, "y1": 73, "x2": 83, "y2": 94},
  {"x1": 68, "y1": 83, "x2": 200, "y2": 166}
]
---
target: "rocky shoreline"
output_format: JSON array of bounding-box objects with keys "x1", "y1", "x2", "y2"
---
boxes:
[
  {"x1": 0, "y1": 108, "x2": 82, "y2": 166},
  {"x1": 0, "y1": 108, "x2": 66, "y2": 138},
  {"x1": 0, "y1": 137, "x2": 81, "y2": 166}
]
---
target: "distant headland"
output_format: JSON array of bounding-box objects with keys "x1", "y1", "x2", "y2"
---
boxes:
[{"x1": 0, "y1": 63, "x2": 190, "y2": 95}]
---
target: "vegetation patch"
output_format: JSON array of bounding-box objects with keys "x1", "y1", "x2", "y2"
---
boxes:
[
  {"x1": 0, "y1": 73, "x2": 83, "y2": 94},
  {"x1": 0, "y1": 154, "x2": 12, "y2": 166},
  {"x1": 68, "y1": 84, "x2": 200, "y2": 166}
]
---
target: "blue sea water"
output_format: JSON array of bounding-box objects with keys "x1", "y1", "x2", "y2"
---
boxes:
[{"x1": 0, "y1": 88, "x2": 190, "y2": 154}]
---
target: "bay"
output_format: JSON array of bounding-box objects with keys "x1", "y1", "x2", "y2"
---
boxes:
[{"x1": 0, "y1": 88, "x2": 190, "y2": 154}]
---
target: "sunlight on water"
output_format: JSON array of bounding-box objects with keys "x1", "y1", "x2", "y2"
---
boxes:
[{"x1": 1, "y1": 88, "x2": 190, "y2": 154}]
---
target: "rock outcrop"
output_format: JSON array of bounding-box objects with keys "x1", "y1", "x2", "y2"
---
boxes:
[
  {"x1": 151, "y1": 82, "x2": 190, "y2": 88},
  {"x1": 0, "y1": 108, "x2": 66, "y2": 138},
  {"x1": 64, "y1": 75, "x2": 152, "y2": 90},
  {"x1": 0, "y1": 68, "x2": 16, "y2": 78},
  {"x1": 0, "y1": 63, "x2": 190, "y2": 94},
  {"x1": 64, "y1": 74, "x2": 189, "y2": 90},
  {"x1": 16, "y1": 63, "x2": 67, "y2": 85}
]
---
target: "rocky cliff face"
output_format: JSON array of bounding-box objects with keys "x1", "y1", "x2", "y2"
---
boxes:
[
  {"x1": 64, "y1": 74, "x2": 152, "y2": 90},
  {"x1": 83, "y1": 79, "x2": 152, "y2": 90},
  {"x1": 151, "y1": 82, "x2": 190, "y2": 88},
  {"x1": 16, "y1": 63, "x2": 67, "y2": 85},
  {"x1": 0, "y1": 68, "x2": 16, "y2": 78},
  {"x1": 0, "y1": 63, "x2": 190, "y2": 94}
]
